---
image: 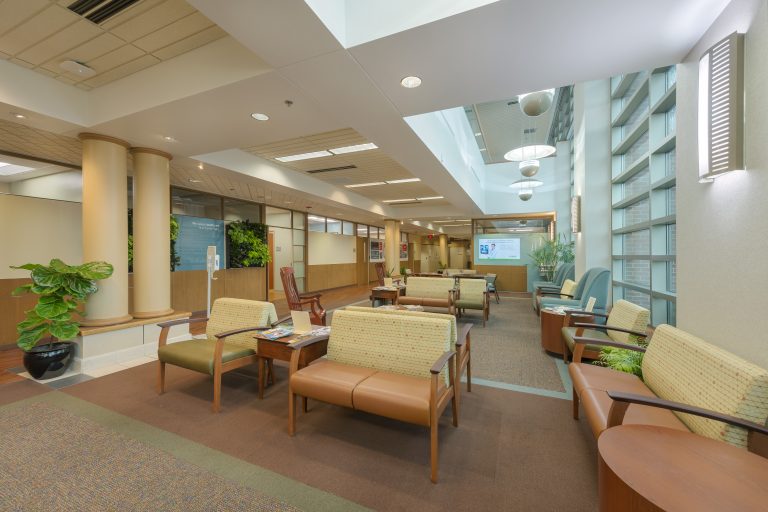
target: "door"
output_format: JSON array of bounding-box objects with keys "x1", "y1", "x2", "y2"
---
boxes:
[
  {"x1": 268, "y1": 231, "x2": 275, "y2": 291},
  {"x1": 356, "y1": 236, "x2": 368, "y2": 286}
]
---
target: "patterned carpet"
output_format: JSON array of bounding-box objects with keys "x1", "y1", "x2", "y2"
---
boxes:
[{"x1": 0, "y1": 401, "x2": 302, "y2": 512}]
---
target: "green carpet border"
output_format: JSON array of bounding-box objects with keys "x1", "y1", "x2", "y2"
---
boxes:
[{"x1": 0, "y1": 391, "x2": 370, "y2": 512}]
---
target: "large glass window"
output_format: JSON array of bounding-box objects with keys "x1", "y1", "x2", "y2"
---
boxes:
[
  {"x1": 171, "y1": 188, "x2": 222, "y2": 219},
  {"x1": 308, "y1": 215, "x2": 326, "y2": 232},
  {"x1": 326, "y1": 218, "x2": 342, "y2": 234}
]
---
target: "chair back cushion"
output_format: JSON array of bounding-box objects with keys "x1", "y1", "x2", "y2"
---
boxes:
[
  {"x1": 577, "y1": 268, "x2": 610, "y2": 312},
  {"x1": 560, "y1": 279, "x2": 576, "y2": 299},
  {"x1": 404, "y1": 277, "x2": 454, "y2": 300},
  {"x1": 643, "y1": 325, "x2": 768, "y2": 449},
  {"x1": 559, "y1": 263, "x2": 575, "y2": 286},
  {"x1": 552, "y1": 264, "x2": 567, "y2": 286},
  {"x1": 328, "y1": 310, "x2": 451, "y2": 383},
  {"x1": 345, "y1": 306, "x2": 458, "y2": 350},
  {"x1": 206, "y1": 298, "x2": 278, "y2": 349},
  {"x1": 462, "y1": 269, "x2": 477, "y2": 275},
  {"x1": 606, "y1": 300, "x2": 649, "y2": 344},
  {"x1": 459, "y1": 278, "x2": 487, "y2": 303}
]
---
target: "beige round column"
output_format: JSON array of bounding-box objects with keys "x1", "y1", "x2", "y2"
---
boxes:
[
  {"x1": 79, "y1": 133, "x2": 132, "y2": 326},
  {"x1": 131, "y1": 147, "x2": 174, "y2": 318},
  {"x1": 439, "y1": 234, "x2": 449, "y2": 267},
  {"x1": 384, "y1": 219, "x2": 401, "y2": 277}
]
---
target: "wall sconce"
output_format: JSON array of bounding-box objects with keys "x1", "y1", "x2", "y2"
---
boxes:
[
  {"x1": 698, "y1": 32, "x2": 745, "y2": 183},
  {"x1": 571, "y1": 195, "x2": 581, "y2": 233}
]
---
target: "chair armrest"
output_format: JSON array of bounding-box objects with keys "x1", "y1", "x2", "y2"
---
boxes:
[
  {"x1": 537, "y1": 286, "x2": 560, "y2": 292},
  {"x1": 573, "y1": 337, "x2": 647, "y2": 352},
  {"x1": 299, "y1": 293, "x2": 322, "y2": 300},
  {"x1": 214, "y1": 325, "x2": 271, "y2": 339},
  {"x1": 271, "y1": 315, "x2": 292, "y2": 327},
  {"x1": 430, "y1": 350, "x2": 457, "y2": 374},
  {"x1": 157, "y1": 317, "x2": 206, "y2": 328},
  {"x1": 606, "y1": 391, "x2": 768, "y2": 437},
  {"x1": 566, "y1": 310, "x2": 609, "y2": 318},
  {"x1": 289, "y1": 335, "x2": 330, "y2": 350},
  {"x1": 573, "y1": 323, "x2": 648, "y2": 338},
  {"x1": 540, "y1": 292, "x2": 574, "y2": 298},
  {"x1": 456, "y1": 323, "x2": 473, "y2": 347}
]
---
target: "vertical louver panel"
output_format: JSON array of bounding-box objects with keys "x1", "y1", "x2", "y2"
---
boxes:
[{"x1": 698, "y1": 32, "x2": 744, "y2": 181}]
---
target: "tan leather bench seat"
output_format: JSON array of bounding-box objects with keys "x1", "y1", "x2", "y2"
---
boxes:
[
  {"x1": 290, "y1": 360, "x2": 377, "y2": 408},
  {"x1": 570, "y1": 362, "x2": 646, "y2": 397},
  {"x1": 397, "y1": 296, "x2": 451, "y2": 308},
  {"x1": 354, "y1": 372, "x2": 440, "y2": 426}
]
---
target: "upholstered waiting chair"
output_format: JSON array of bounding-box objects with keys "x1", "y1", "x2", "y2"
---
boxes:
[
  {"x1": 455, "y1": 278, "x2": 490, "y2": 327},
  {"x1": 484, "y1": 274, "x2": 500, "y2": 303},
  {"x1": 532, "y1": 263, "x2": 575, "y2": 311},
  {"x1": 560, "y1": 299, "x2": 650, "y2": 362},
  {"x1": 157, "y1": 298, "x2": 282, "y2": 412},
  {"x1": 280, "y1": 266, "x2": 326, "y2": 325},
  {"x1": 538, "y1": 267, "x2": 610, "y2": 315}
]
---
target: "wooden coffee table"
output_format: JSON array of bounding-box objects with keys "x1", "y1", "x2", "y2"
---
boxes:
[
  {"x1": 599, "y1": 424, "x2": 768, "y2": 511},
  {"x1": 254, "y1": 327, "x2": 329, "y2": 399},
  {"x1": 539, "y1": 308, "x2": 593, "y2": 356}
]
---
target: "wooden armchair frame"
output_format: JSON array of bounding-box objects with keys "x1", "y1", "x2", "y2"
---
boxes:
[
  {"x1": 157, "y1": 315, "x2": 289, "y2": 412},
  {"x1": 561, "y1": 309, "x2": 649, "y2": 362},
  {"x1": 455, "y1": 287, "x2": 490, "y2": 327},
  {"x1": 280, "y1": 266, "x2": 326, "y2": 325}
]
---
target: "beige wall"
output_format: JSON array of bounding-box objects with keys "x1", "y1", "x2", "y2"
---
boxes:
[
  {"x1": 10, "y1": 171, "x2": 82, "y2": 202},
  {"x1": 677, "y1": 0, "x2": 768, "y2": 367},
  {"x1": 0, "y1": 194, "x2": 82, "y2": 279},
  {"x1": 308, "y1": 231, "x2": 356, "y2": 265}
]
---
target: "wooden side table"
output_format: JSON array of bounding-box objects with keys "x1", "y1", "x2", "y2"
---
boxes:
[
  {"x1": 598, "y1": 424, "x2": 768, "y2": 511},
  {"x1": 254, "y1": 327, "x2": 328, "y2": 399},
  {"x1": 370, "y1": 287, "x2": 403, "y2": 307},
  {"x1": 540, "y1": 309, "x2": 592, "y2": 356}
]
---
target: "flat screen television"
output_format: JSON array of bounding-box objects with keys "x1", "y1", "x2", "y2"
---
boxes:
[{"x1": 477, "y1": 238, "x2": 521, "y2": 260}]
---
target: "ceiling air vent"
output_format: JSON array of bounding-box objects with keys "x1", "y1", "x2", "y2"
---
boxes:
[
  {"x1": 306, "y1": 165, "x2": 357, "y2": 174},
  {"x1": 68, "y1": 0, "x2": 140, "y2": 25}
]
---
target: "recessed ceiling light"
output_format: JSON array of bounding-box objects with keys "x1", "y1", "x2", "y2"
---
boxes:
[
  {"x1": 251, "y1": 112, "x2": 269, "y2": 121},
  {"x1": 275, "y1": 150, "x2": 332, "y2": 162},
  {"x1": 188, "y1": 179, "x2": 202, "y2": 183},
  {"x1": 12, "y1": 113, "x2": 25, "y2": 119},
  {"x1": 383, "y1": 198, "x2": 417, "y2": 203},
  {"x1": 400, "y1": 76, "x2": 422, "y2": 88},
  {"x1": 474, "y1": 132, "x2": 481, "y2": 137},
  {"x1": 329, "y1": 143, "x2": 377, "y2": 154},
  {"x1": 479, "y1": 148, "x2": 487, "y2": 152},
  {"x1": 0, "y1": 163, "x2": 33, "y2": 176},
  {"x1": 417, "y1": 196, "x2": 444, "y2": 201},
  {"x1": 386, "y1": 178, "x2": 421, "y2": 184},
  {"x1": 163, "y1": 136, "x2": 176, "y2": 142},
  {"x1": 346, "y1": 182, "x2": 386, "y2": 188},
  {"x1": 197, "y1": 162, "x2": 204, "y2": 170}
]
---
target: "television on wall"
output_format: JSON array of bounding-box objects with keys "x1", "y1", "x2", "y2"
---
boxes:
[{"x1": 477, "y1": 238, "x2": 521, "y2": 260}]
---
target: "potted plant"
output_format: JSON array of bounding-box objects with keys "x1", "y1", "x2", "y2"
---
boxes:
[
  {"x1": 11, "y1": 259, "x2": 113, "y2": 380},
  {"x1": 529, "y1": 239, "x2": 559, "y2": 281}
]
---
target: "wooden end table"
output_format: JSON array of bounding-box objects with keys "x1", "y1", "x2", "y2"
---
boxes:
[
  {"x1": 539, "y1": 308, "x2": 593, "y2": 356},
  {"x1": 599, "y1": 424, "x2": 768, "y2": 511},
  {"x1": 254, "y1": 326, "x2": 328, "y2": 399},
  {"x1": 370, "y1": 286, "x2": 404, "y2": 307}
]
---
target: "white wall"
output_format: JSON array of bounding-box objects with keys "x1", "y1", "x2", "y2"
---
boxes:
[
  {"x1": 573, "y1": 79, "x2": 612, "y2": 279},
  {"x1": 677, "y1": 0, "x2": 768, "y2": 367},
  {"x1": 270, "y1": 227, "x2": 294, "y2": 291},
  {"x1": 0, "y1": 195, "x2": 82, "y2": 279},
  {"x1": 10, "y1": 171, "x2": 83, "y2": 203},
  {"x1": 308, "y1": 231, "x2": 356, "y2": 265}
]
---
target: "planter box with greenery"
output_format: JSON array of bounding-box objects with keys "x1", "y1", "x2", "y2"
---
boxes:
[
  {"x1": 11, "y1": 259, "x2": 113, "y2": 380},
  {"x1": 227, "y1": 220, "x2": 271, "y2": 268}
]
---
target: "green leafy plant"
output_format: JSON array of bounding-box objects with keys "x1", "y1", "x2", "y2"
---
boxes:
[
  {"x1": 227, "y1": 220, "x2": 271, "y2": 267},
  {"x1": 384, "y1": 266, "x2": 396, "y2": 277},
  {"x1": 128, "y1": 212, "x2": 180, "y2": 271},
  {"x1": 530, "y1": 234, "x2": 575, "y2": 280},
  {"x1": 557, "y1": 234, "x2": 575, "y2": 264},
  {"x1": 400, "y1": 265, "x2": 407, "y2": 276},
  {"x1": 595, "y1": 340, "x2": 648, "y2": 378},
  {"x1": 11, "y1": 259, "x2": 114, "y2": 351}
]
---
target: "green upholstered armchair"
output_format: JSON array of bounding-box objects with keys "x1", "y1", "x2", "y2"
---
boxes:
[
  {"x1": 157, "y1": 298, "x2": 286, "y2": 412},
  {"x1": 455, "y1": 278, "x2": 490, "y2": 327},
  {"x1": 532, "y1": 263, "x2": 575, "y2": 311},
  {"x1": 538, "y1": 267, "x2": 611, "y2": 316},
  {"x1": 560, "y1": 299, "x2": 650, "y2": 362}
]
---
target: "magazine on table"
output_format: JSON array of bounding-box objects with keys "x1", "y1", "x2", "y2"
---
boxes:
[{"x1": 254, "y1": 327, "x2": 294, "y2": 340}]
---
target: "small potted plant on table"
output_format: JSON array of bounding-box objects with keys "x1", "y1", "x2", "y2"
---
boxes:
[{"x1": 11, "y1": 259, "x2": 113, "y2": 380}]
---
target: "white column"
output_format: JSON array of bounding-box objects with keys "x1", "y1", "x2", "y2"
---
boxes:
[{"x1": 384, "y1": 219, "x2": 401, "y2": 276}]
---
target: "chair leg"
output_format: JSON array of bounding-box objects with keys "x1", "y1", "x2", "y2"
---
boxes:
[
  {"x1": 466, "y1": 355, "x2": 472, "y2": 393},
  {"x1": 495, "y1": 290, "x2": 500, "y2": 304},
  {"x1": 288, "y1": 391, "x2": 297, "y2": 436},
  {"x1": 157, "y1": 361, "x2": 166, "y2": 395},
  {"x1": 267, "y1": 358, "x2": 275, "y2": 385},
  {"x1": 302, "y1": 396, "x2": 308, "y2": 413},
  {"x1": 451, "y1": 391, "x2": 459, "y2": 427},
  {"x1": 430, "y1": 416, "x2": 439, "y2": 483},
  {"x1": 572, "y1": 387, "x2": 579, "y2": 420},
  {"x1": 212, "y1": 368, "x2": 222, "y2": 413}
]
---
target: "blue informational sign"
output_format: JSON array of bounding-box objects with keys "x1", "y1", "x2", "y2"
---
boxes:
[{"x1": 174, "y1": 215, "x2": 225, "y2": 271}]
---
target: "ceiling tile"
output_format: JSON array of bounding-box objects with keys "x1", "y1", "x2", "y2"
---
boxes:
[
  {"x1": 0, "y1": 0, "x2": 49, "y2": 39},
  {"x1": 152, "y1": 25, "x2": 226, "y2": 61},
  {"x1": 17, "y1": 19, "x2": 104, "y2": 66},
  {"x1": 99, "y1": 0, "x2": 166, "y2": 30},
  {"x1": 85, "y1": 43, "x2": 144, "y2": 75},
  {"x1": 109, "y1": 0, "x2": 196, "y2": 42},
  {"x1": 82, "y1": 53, "x2": 160, "y2": 87},
  {"x1": 0, "y1": 4, "x2": 78, "y2": 55},
  {"x1": 132, "y1": 11, "x2": 213, "y2": 53},
  {"x1": 58, "y1": 31, "x2": 124, "y2": 64}
]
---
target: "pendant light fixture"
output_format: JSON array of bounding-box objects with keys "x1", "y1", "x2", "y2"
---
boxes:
[
  {"x1": 519, "y1": 159, "x2": 540, "y2": 177},
  {"x1": 518, "y1": 89, "x2": 555, "y2": 116}
]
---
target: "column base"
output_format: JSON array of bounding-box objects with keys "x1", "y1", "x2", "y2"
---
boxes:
[
  {"x1": 132, "y1": 308, "x2": 175, "y2": 319},
  {"x1": 79, "y1": 314, "x2": 134, "y2": 327}
]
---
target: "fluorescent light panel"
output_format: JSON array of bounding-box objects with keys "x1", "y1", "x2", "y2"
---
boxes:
[
  {"x1": 276, "y1": 150, "x2": 332, "y2": 162},
  {"x1": 345, "y1": 182, "x2": 386, "y2": 188},
  {"x1": 417, "y1": 196, "x2": 443, "y2": 200},
  {"x1": 328, "y1": 143, "x2": 378, "y2": 154},
  {"x1": 0, "y1": 163, "x2": 34, "y2": 176},
  {"x1": 386, "y1": 178, "x2": 421, "y2": 184},
  {"x1": 383, "y1": 198, "x2": 416, "y2": 203}
]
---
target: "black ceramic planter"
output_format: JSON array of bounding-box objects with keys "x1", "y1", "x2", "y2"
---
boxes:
[{"x1": 23, "y1": 342, "x2": 74, "y2": 380}]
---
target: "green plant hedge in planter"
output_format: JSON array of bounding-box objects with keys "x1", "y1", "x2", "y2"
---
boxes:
[
  {"x1": 128, "y1": 211, "x2": 180, "y2": 271},
  {"x1": 227, "y1": 220, "x2": 271, "y2": 268}
]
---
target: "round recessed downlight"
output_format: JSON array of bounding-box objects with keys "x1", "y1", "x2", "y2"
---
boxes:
[
  {"x1": 12, "y1": 113, "x2": 26, "y2": 119},
  {"x1": 519, "y1": 159, "x2": 540, "y2": 177},
  {"x1": 400, "y1": 76, "x2": 422, "y2": 88},
  {"x1": 518, "y1": 189, "x2": 533, "y2": 201},
  {"x1": 163, "y1": 136, "x2": 176, "y2": 142},
  {"x1": 251, "y1": 112, "x2": 269, "y2": 121},
  {"x1": 518, "y1": 89, "x2": 555, "y2": 116},
  {"x1": 508, "y1": 179, "x2": 544, "y2": 189},
  {"x1": 504, "y1": 145, "x2": 556, "y2": 161}
]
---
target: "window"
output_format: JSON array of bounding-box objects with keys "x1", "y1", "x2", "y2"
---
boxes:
[
  {"x1": 308, "y1": 215, "x2": 325, "y2": 232},
  {"x1": 223, "y1": 198, "x2": 261, "y2": 223},
  {"x1": 342, "y1": 221, "x2": 354, "y2": 235},
  {"x1": 356, "y1": 224, "x2": 369, "y2": 237},
  {"x1": 326, "y1": 218, "x2": 342, "y2": 234}
]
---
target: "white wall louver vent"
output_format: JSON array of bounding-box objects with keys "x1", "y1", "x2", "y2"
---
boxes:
[{"x1": 698, "y1": 32, "x2": 745, "y2": 182}]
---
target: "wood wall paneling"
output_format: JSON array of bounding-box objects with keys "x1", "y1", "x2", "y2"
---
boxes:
[
  {"x1": 170, "y1": 267, "x2": 266, "y2": 313},
  {"x1": 307, "y1": 263, "x2": 356, "y2": 292},
  {"x1": 474, "y1": 265, "x2": 528, "y2": 292}
]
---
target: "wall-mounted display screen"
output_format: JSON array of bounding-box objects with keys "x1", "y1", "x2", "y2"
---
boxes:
[{"x1": 477, "y1": 237, "x2": 521, "y2": 260}]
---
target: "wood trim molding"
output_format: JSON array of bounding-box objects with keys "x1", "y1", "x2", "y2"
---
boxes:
[
  {"x1": 132, "y1": 308, "x2": 175, "y2": 319},
  {"x1": 79, "y1": 313, "x2": 134, "y2": 327},
  {"x1": 77, "y1": 132, "x2": 131, "y2": 149},
  {"x1": 129, "y1": 147, "x2": 173, "y2": 160}
]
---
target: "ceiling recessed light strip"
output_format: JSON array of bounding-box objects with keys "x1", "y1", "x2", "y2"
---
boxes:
[
  {"x1": 383, "y1": 198, "x2": 417, "y2": 203},
  {"x1": 417, "y1": 196, "x2": 444, "y2": 200},
  {"x1": 386, "y1": 178, "x2": 421, "y2": 184},
  {"x1": 345, "y1": 182, "x2": 386, "y2": 188},
  {"x1": 328, "y1": 143, "x2": 377, "y2": 154},
  {"x1": 276, "y1": 150, "x2": 332, "y2": 162}
]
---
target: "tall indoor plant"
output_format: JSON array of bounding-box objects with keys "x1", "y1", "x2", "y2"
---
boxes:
[
  {"x1": 11, "y1": 259, "x2": 113, "y2": 379},
  {"x1": 226, "y1": 220, "x2": 271, "y2": 267}
]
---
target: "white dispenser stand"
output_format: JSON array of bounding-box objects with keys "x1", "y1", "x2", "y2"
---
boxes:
[{"x1": 206, "y1": 245, "x2": 220, "y2": 317}]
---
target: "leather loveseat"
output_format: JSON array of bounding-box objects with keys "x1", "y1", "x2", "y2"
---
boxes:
[{"x1": 287, "y1": 309, "x2": 458, "y2": 482}]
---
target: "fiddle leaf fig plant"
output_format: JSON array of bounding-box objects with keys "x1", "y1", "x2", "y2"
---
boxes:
[{"x1": 11, "y1": 259, "x2": 113, "y2": 351}]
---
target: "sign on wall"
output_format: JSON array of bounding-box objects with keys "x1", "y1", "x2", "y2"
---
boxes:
[
  {"x1": 400, "y1": 243, "x2": 408, "y2": 260},
  {"x1": 369, "y1": 239, "x2": 384, "y2": 262},
  {"x1": 175, "y1": 215, "x2": 226, "y2": 271}
]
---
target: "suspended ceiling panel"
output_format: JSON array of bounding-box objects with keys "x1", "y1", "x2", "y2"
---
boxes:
[
  {"x1": 0, "y1": 0, "x2": 226, "y2": 89},
  {"x1": 243, "y1": 128, "x2": 450, "y2": 206}
]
